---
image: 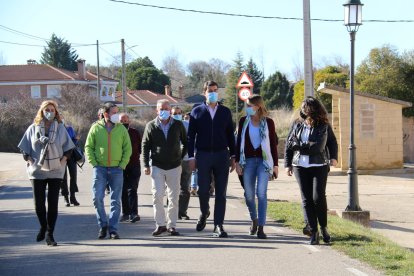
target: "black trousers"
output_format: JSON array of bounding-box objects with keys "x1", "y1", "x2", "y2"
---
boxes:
[
  {"x1": 196, "y1": 150, "x2": 229, "y2": 226},
  {"x1": 293, "y1": 165, "x2": 329, "y2": 233},
  {"x1": 122, "y1": 165, "x2": 141, "y2": 216},
  {"x1": 178, "y1": 160, "x2": 192, "y2": 216},
  {"x1": 61, "y1": 157, "x2": 78, "y2": 197},
  {"x1": 31, "y1": 179, "x2": 61, "y2": 232}
]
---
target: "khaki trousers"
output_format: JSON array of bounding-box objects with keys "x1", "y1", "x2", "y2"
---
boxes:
[{"x1": 151, "y1": 165, "x2": 182, "y2": 228}]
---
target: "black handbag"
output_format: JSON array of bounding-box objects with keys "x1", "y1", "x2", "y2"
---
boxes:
[{"x1": 73, "y1": 145, "x2": 85, "y2": 168}]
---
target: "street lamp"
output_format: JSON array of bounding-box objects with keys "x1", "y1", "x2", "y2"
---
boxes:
[{"x1": 344, "y1": 0, "x2": 363, "y2": 211}]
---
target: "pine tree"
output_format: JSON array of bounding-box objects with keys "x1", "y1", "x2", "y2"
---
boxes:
[
  {"x1": 40, "y1": 34, "x2": 78, "y2": 71},
  {"x1": 244, "y1": 58, "x2": 264, "y2": 95},
  {"x1": 224, "y1": 52, "x2": 244, "y2": 114},
  {"x1": 260, "y1": 71, "x2": 292, "y2": 109}
]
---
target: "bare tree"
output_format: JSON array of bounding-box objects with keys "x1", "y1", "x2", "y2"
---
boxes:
[
  {"x1": 291, "y1": 50, "x2": 304, "y2": 81},
  {"x1": 162, "y1": 54, "x2": 186, "y2": 97}
]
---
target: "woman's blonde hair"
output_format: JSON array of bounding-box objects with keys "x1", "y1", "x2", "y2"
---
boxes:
[
  {"x1": 247, "y1": 94, "x2": 268, "y2": 119},
  {"x1": 34, "y1": 100, "x2": 62, "y2": 125}
]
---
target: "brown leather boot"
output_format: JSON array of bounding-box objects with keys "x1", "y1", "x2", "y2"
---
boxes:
[
  {"x1": 257, "y1": 226, "x2": 267, "y2": 239},
  {"x1": 249, "y1": 219, "x2": 258, "y2": 235}
]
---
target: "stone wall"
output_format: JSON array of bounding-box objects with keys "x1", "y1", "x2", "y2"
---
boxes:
[
  {"x1": 337, "y1": 95, "x2": 404, "y2": 170},
  {"x1": 403, "y1": 117, "x2": 414, "y2": 163}
]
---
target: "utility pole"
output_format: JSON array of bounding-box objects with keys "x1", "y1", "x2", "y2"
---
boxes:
[
  {"x1": 121, "y1": 39, "x2": 126, "y2": 109},
  {"x1": 96, "y1": 40, "x2": 100, "y2": 99},
  {"x1": 303, "y1": 0, "x2": 314, "y2": 96}
]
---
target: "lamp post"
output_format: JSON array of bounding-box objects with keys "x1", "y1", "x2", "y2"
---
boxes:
[{"x1": 344, "y1": 0, "x2": 363, "y2": 211}]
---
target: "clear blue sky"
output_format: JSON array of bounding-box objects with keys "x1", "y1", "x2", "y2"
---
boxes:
[{"x1": 1, "y1": 0, "x2": 413, "y2": 80}]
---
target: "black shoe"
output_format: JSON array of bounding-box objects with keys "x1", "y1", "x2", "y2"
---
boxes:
[
  {"x1": 179, "y1": 214, "x2": 190, "y2": 220},
  {"x1": 130, "y1": 214, "x2": 140, "y2": 223},
  {"x1": 310, "y1": 231, "x2": 320, "y2": 245},
  {"x1": 196, "y1": 211, "x2": 210, "y2": 232},
  {"x1": 321, "y1": 227, "x2": 331, "y2": 243},
  {"x1": 213, "y1": 225, "x2": 228, "y2": 238},
  {"x1": 249, "y1": 219, "x2": 258, "y2": 235},
  {"x1": 120, "y1": 214, "x2": 130, "y2": 222},
  {"x1": 302, "y1": 224, "x2": 312, "y2": 237},
  {"x1": 167, "y1": 227, "x2": 180, "y2": 236},
  {"x1": 64, "y1": 195, "x2": 70, "y2": 207},
  {"x1": 70, "y1": 195, "x2": 80, "y2": 206},
  {"x1": 98, "y1": 226, "x2": 107, "y2": 239},
  {"x1": 257, "y1": 226, "x2": 267, "y2": 239},
  {"x1": 36, "y1": 228, "x2": 46, "y2": 242},
  {"x1": 46, "y1": 233, "x2": 57, "y2": 246},
  {"x1": 152, "y1": 226, "x2": 167, "y2": 236},
  {"x1": 109, "y1": 231, "x2": 120, "y2": 239}
]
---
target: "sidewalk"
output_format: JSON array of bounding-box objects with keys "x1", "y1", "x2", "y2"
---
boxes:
[
  {"x1": 0, "y1": 153, "x2": 383, "y2": 275},
  {"x1": 227, "y1": 160, "x2": 414, "y2": 251}
]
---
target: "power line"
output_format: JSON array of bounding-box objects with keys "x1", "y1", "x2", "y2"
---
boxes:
[
  {"x1": 0, "y1": 24, "x2": 48, "y2": 41},
  {"x1": 0, "y1": 24, "x2": 120, "y2": 47},
  {"x1": 0, "y1": 40, "x2": 44, "y2": 47},
  {"x1": 108, "y1": 0, "x2": 414, "y2": 23},
  {"x1": 125, "y1": 43, "x2": 140, "y2": 58},
  {"x1": 99, "y1": 45, "x2": 121, "y2": 63}
]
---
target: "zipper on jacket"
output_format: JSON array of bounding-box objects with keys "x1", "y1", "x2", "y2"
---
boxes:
[
  {"x1": 211, "y1": 116, "x2": 214, "y2": 152},
  {"x1": 107, "y1": 129, "x2": 111, "y2": 167}
]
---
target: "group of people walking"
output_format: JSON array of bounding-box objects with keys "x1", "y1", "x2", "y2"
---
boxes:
[{"x1": 18, "y1": 80, "x2": 337, "y2": 247}]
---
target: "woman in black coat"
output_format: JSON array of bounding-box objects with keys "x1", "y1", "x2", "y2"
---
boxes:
[{"x1": 285, "y1": 96, "x2": 337, "y2": 245}]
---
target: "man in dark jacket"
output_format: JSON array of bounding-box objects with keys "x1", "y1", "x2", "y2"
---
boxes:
[
  {"x1": 119, "y1": 113, "x2": 142, "y2": 223},
  {"x1": 142, "y1": 99, "x2": 187, "y2": 236},
  {"x1": 188, "y1": 80, "x2": 236, "y2": 238}
]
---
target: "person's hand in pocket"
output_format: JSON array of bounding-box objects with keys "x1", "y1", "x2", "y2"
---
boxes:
[{"x1": 60, "y1": 156, "x2": 67, "y2": 166}]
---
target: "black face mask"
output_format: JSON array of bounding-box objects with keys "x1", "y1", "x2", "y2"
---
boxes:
[
  {"x1": 122, "y1": 123, "x2": 129, "y2": 129},
  {"x1": 299, "y1": 110, "x2": 307, "y2": 120}
]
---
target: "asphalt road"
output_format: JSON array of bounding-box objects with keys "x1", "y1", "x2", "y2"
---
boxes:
[{"x1": 0, "y1": 153, "x2": 382, "y2": 275}]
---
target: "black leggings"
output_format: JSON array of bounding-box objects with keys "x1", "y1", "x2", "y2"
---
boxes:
[
  {"x1": 31, "y1": 179, "x2": 61, "y2": 232},
  {"x1": 293, "y1": 165, "x2": 329, "y2": 233}
]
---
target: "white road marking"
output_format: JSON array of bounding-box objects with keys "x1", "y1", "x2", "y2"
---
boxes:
[
  {"x1": 302, "y1": 244, "x2": 320, "y2": 252},
  {"x1": 346, "y1": 268, "x2": 369, "y2": 276}
]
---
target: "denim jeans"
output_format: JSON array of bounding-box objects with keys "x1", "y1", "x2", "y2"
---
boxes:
[
  {"x1": 243, "y1": 158, "x2": 269, "y2": 226},
  {"x1": 92, "y1": 166, "x2": 123, "y2": 233},
  {"x1": 190, "y1": 170, "x2": 198, "y2": 190}
]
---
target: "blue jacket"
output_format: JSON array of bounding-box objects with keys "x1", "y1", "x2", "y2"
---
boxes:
[{"x1": 188, "y1": 103, "x2": 235, "y2": 158}]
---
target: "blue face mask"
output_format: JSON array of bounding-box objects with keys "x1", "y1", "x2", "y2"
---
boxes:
[
  {"x1": 246, "y1": 107, "x2": 256, "y2": 116},
  {"x1": 159, "y1": 110, "x2": 171, "y2": 121},
  {"x1": 44, "y1": 111, "x2": 55, "y2": 121},
  {"x1": 172, "y1": 114, "x2": 182, "y2": 121},
  {"x1": 207, "y1": 92, "x2": 218, "y2": 103}
]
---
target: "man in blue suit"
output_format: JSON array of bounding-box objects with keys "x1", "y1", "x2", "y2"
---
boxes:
[{"x1": 188, "y1": 80, "x2": 236, "y2": 238}]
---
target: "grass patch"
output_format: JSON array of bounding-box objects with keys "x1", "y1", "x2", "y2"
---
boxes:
[{"x1": 267, "y1": 201, "x2": 414, "y2": 276}]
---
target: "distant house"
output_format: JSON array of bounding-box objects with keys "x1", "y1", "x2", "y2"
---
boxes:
[
  {"x1": 114, "y1": 85, "x2": 188, "y2": 115},
  {"x1": 0, "y1": 59, "x2": 118, "y2": 102},
  {"x1": 185, "y1": 87, "x2": 226, "y2": 106}
]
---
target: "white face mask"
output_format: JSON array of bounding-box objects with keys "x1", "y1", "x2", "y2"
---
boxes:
[{"x1": 110, "y1": 113, "x2": 120, "y2": 123}]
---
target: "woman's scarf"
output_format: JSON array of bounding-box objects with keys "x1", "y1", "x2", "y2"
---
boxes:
[
  {"x1": 36, "y1": 120, "x2": 61, "y2": 171},
  {"x1": 239, "y1": 116, "x2": 274, "y2": 177}
]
